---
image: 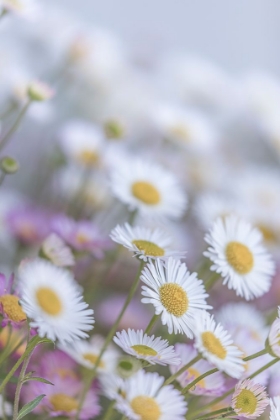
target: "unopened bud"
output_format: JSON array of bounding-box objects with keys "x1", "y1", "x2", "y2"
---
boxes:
[
  {"x1": 0, "y1": 156, "x2": 19, "y2": 174},
  {"x1": 27, "y1": 81, "x2": 55, "y2": 102}
]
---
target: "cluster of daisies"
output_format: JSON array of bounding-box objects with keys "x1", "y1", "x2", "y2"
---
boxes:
[{"x1": 1, "y1": 2, "x2": 280, "y2": 420}]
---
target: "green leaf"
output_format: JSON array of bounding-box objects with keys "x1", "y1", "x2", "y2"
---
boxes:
[
  {"x1": 17, "y1": 394, "x2": 45, "y2": 419},
  {"x1": 22, "y1": 376, "x2": 54, "y2": 385}
]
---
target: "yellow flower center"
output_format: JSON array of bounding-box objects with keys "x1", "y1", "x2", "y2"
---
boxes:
[
  {"x1": 36, "y1": 288, "x2": 62, "y2": 315},
  {"x1": 131, "y1": 181, "x2": 161, "y2": 205},
  {"x1": 49, "y1": 394, "x2": 78, "y2": 412},
  {"x1": 159, "y1": 283, "x2": 188, "y2": 317},
  {"x1": 132, "y1": 240, "x2": 165, "y2": 257},
  {"x1": 201, "y1": 331, "x2": 227, "y2": 359},
  {"x1": 234, "y1": 389, "x2": 258, "y2": 415},
  {"x1": 76, "y1": 233, "x2": 90, "y2": 245},
  {"x1": 0, "y1": 295, "x2": 27, "y2": 322},
  {"x1": 131, "y1": 396, "x2": 161, "y2": 420},
  {"x1": 187, "y1": 367, "x2": 206, "y2": 388},
  {"x1": 83, "y1": 353, "x2": 105, "y2": 368},
  {"x1": 131, "y1": 345, "x2": 158, "y2": 356},
  {"x1": 77, "y1": 150, "x2": 99, "y2": 166},
  {"x1": 225, "y1": 241, "x2": 254, "y2": 274}
]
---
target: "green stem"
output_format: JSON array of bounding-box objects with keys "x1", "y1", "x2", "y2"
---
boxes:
[
  {"x1": 182, "y1": 368, "x2": 218, "y2": 394},
  {"x1": 0, "y1": 100, "x2": 31, "y2": 152},
  {"x1": 0, "y1": 171, "x2": 6, "y2": 186},
  {"x1": 243, "y1": 348, "x2": 267, "y2": 362},
  {"x1": 74, "y1": 260, "x2": 145, "y2": 420},
  {"x1": 0, "y1": 335, "x2": 26, "y2": 367},
  {"x1": 144, "y1": 314, "x2": 160, "y2": 335},
  {"x1": 194, "y1": 407, "x2": 233, "y2": 420},
  {"x1": 204, "y1": 272, "x2": 220, "y2": 291},
  {"x1": 0, "y1": 9, "x2": 7, "y2": 20},
  {"x1": 102, "y1": 400, "x2": 115, "y2": 420},
  {"x1": 188, "y1": 357, "x2": 279, "y2": 418},
  {"x1": 164, "y1": 354, "x2": 202, "y2": 387}
]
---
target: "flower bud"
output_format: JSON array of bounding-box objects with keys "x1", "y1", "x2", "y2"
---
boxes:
[{"x1": 0, "y1": 156, "x2": 19, "y2": 174}]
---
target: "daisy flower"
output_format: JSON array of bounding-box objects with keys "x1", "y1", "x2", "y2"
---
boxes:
[
  {"x1": 193, "y1": 311, "x2": 245, "y2": 378},
  {"x1": 59, "y1": 335, "x2": 119, "y2": 373},
  {"x1": 41, "y1": 233, "x2": 75, "y2": 267},
  {"x1": 99, "y1": 373, "x2": 125, "y2": 401},
  {"x1": 115, "y1": 370, "x2": 187, "y2": 420},
  {"x1": 113, "y1": 329, "x2": 181, "y2": 366},
  {"x1": 204, "y1": 215, "x2": 275, "y2": 300},
  {"x1": 110, "y1": 223, "x2": 185, "y2": 261},
  {"x1": 270, "y1": 397, "x2": 280, "y2": 420},
  {"x1": 18, "y1": 259, "x2": 94, "y2": 343},
  {"x1": 268, "y1": 315, "x2": 280, "y2": 358},
  {"x1": 110, "y1": 157, "x2": 187, "y2": 220},
  {"x1": 170, "y1": 344, "x2": 225, "y2": 396},
  {"x1": 0, "y1": 394, "x2": 12, "y2": 418},
  {"x1": 232, "y1": 379, "x2": 269, "y2": 419},
  {"x1": 116, "y1": 356, "x2": 142, "y2": 379},
  {"x1": 141, "y1": 258, "x2": 211, "y2": 337}
]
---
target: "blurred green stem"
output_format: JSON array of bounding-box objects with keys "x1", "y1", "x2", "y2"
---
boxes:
[
  {"x1": 144, "y1": 313, "x2": 160, "y2": 335},
  {"x1": 0, "y1": 100, "x2": 31, "y2": 152}
]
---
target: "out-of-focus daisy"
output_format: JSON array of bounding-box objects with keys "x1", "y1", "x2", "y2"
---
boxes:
[
  {"x1": 154, "y1": 104, "x2": 217, "y2": 151},
  {"x1": 115, "y1": 370, "x2": 187, "y2": 420},
  {"x1": 59, "y1": 335, "x2": 119, "y2": 373},
  {"x1": 170, "y1": 344, "x2": 225, "y2": 396},
  {"x1": 0, "y1": 0, "x2": 38, "y2": 16},
  {"x1": 58, "y1": 120, "x2": 105, "y2": 168},
  {"x1": 116, "y1": 355, "x2": 142, "y2": 379},
  {"x1": 110, "y1": 157, "x2": 187, "y2": 220},
  {"x1": 110, "y1": 223, "x2": 185, "y2": 261},
  {"x1": 141, "y1": 258, "x2": 211, "y2": 337},
  {"x1": 22, "y1": 374, "x2": 100, "y2": 420},
  {"x1": 231, "y1": 379, "x2": 269, "y2": 419},
  {"x1": 270, "y1": 397, "x2": 280, "y2": 420},
  {"x1": 40, "y1": 233, "x2": 75, "y2": 267},
  {"x1": 204, "y1": 215, "x2": 275, "y2": 300},
  {"x1": 99, "y1": 373, "x2": 125, "y2": 402},
  {"x1": 114, "y1": 329, "x2": 181, "y2": 366},
  {"x1": 0, "y1": 273, "x2": 26, "y2": 326},
  {"x1": 0, "y1": 394, "x2": 12, "y2": 418},
  {"x1": 193, "y1": 311, "x2": 245, "y2": 378},
  {"x1": 18, "y1": 259, "x2": 94, "y2": 343},
  {"x1": 268, "y1": 314, "x2": 280, "y2": 358}
]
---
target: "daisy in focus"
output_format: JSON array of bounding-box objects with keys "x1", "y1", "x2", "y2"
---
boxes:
[
  {"x1": 115, "y1": 370, "x2": 187, "y2": 420},
  {"x1": 141, "y1": 257, "x2": 211, "y2": 337},
  {"x1": 114, "y1": 329, "x2": 181, "y2": 366},
  {"x1": 204, "y1": 215, "x2": 275, "y2": 300},
  {"x1": 110, "y1": 223, "x2": 185, "y2": 261},
  {"x1": 18, "y1": 258, "x2": 94, "y2": 343},
  {"x1": 110, "y1": 157, "x2": 187, "y2": 220},
  {"x1": 232, "y1": 379, "x2": 269, "y2": 419},
  {"x1": 170, "y1": 343, "x2": 225, "y2": 396},
  {"x1": 193, "y1": 311, "x2": 245, "y2": 378}
]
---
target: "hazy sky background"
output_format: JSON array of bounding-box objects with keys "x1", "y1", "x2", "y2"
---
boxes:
[{"x1": 55, "y1": 0, "x2": 279, "y2": 76}]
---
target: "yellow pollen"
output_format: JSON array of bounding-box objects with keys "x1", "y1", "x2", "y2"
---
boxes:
[
  {"x1": 131, "y1": 345, "x2": 158, "y2": 356},
  {"x1": 225, "y1": 241, "x2": 254, "y2": 274},
  {"x1": 76, "y1": 233, "x2": 89, "y2": 245},
  {"x1": 132, "y1": 240, "x2": 165, "y2": 257},
  {"x1": 159, "y1": 283, "x2": 188, "y2": 317},
  {"x1": 187, "y1": 367, "x2": 206, "y2": 388},
  {"x1": 131, "y1": 396, "x2": 161, "y2": 420},
  {"x1": 0, "y1": 295, "x2": 26, "y2": 322},
  {"x1": 131, "y1": 181, "x2": 161, "y2": 205},
  {"x1": 36, "y1": 288, "x2": 62, "y2": 316},
  {"x1": 235, "y1": 389, "x2": 258, "y2": 415},
  {"x1": 77, "y1": 150, "x2": 99, "y2": 166},
  {"x1": 202, "y1": 331, "x2": 227, "y2": 359},
  {"x1": 49, "y1": 394, "x2": 78, "y2": 412},
  {"x1": 83, "y1": 353, "x2": 105, "y2": 368}
]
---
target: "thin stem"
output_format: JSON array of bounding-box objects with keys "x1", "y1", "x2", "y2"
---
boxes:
[
  {"x1": 0, "y1": 335, "x2": 26, "y2": 367},
  {"x1": 164, "y1": 354, "x2": 202, "y2": 387},
  {"x1": 243, "y1": 348, "x2": 267, "y2": 362},
  {"x1": 204, "y1": 272, "x2": 220, "y2": 291},
  {"x1": 0, "y1": 100, "x2": 31, "y2": 152},
  {"x1": 182, "y1": 368, "x2": 218, "y2": 394},
  {"x1": 102, "y1": 400, "x2": 115, "y2": 420},
  {"x1": 0, "y1": 171, "x2": 6, "y2": 186},
  {"x1": 249, "y1": 357, "x2": 278, "y2": 380},
  {"x1": 144, "y1": 314, "x2": 160, "y2": 335},
  {"x1": 194, "y1": 407, "x2": 233, "y2": 420},
  {"x1": 74, "y1": 260, "x2": 145, "y2": 420},
  {"x1": 12, "y1": 329, "x2": 32, "y2": 420}
]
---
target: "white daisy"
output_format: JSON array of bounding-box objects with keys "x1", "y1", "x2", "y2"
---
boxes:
[
  {"x1": 204, "y1": 215, "x2": 275, "y2": 300},
  {"x1": 0, "y1": 394, "x2": 12, "y2": 418},
  {"x1": 141, "y1": 258, "x2": 211, "y2": 337},
  {"x1": 232, "y1": 379, "x2": 269, "y2": 419},
  {"x1": 193, "y1": 311, "x2": 245, "y2": 379},
  {"x1": 99, "y1": 373, "x2": 125, "y2": 401},
  {"x1": 270, "y1": 397, "x2": 280, "y2": 420},
  {"x1": 41, "y1": 233, "x2": 75, "y2": 267},
  {"x1": 18, "y1": 258, "x2": 94, "y2": 343},
  {"x1": 110, "y1": 157, "x2": 187, "y2": 220},
  {"x1": 115, "y1": 370, "x2": 187, "y2": 420},
  {"x1": 170, "y1": 344, "x2": 225, "y2": 396},
  {"x1": 59, "y1": 335, "x2": 119, "y2": 373},
  {"x1": 58, "y1": 120, "x2": 105, "y2": 167},
  {"x1": 113, "y1": 329, "x2": 181, "y2": 366},
  {"x1": 268, "y1": 316, "x2": 280, "y2": 358},
  {"x1": 110, "y1": 223, "x2": 185, "y2": 261}
]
